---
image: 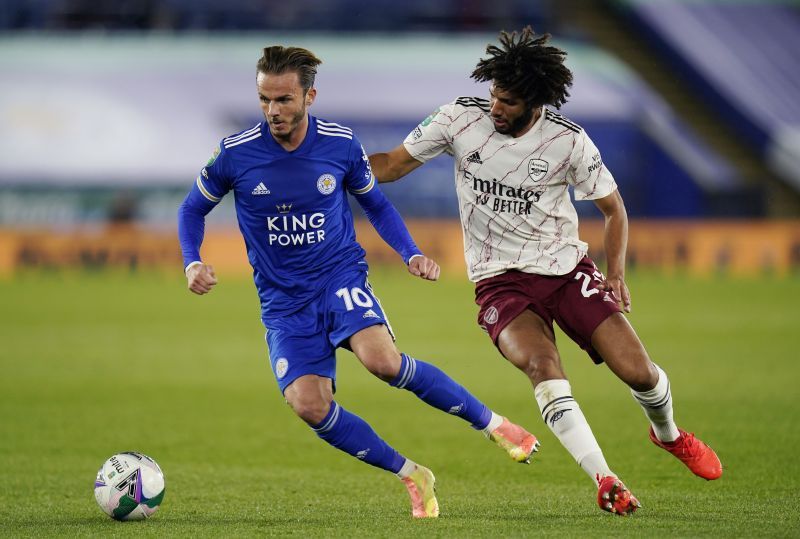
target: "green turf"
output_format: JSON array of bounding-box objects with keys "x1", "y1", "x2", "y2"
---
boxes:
[{"x1": 1, "y1": 269, "x2": 799, "y2": 537}]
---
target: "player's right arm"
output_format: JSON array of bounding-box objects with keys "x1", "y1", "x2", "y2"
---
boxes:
[
  {"x1": 369, "y1": 145, "x2": 423, "y2": 183},
  {"x1": 369, "y1": 102, "x2": 456, "y2": 183},
  {"x1": 184, "y1": 262, "x2": 218, "y2": 295},
  {"x1": 177, "y1": 143, "x2": 232, "y2": 295}
]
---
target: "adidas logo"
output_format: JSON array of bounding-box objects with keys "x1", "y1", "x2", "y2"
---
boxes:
[
  {"x1": 362, "y1": 309, "x2": 379, "y2": 319},
  {"x1": 448, "y1": 403, "x2": 464, "y2": 415},
  {"x1": 252, "y1": 182, "x2": 271, "y2": 195},
  {"x1": 356, "y1": 448, "x2": 371, "y2": 460},
  {"x1": 466, "y1": 151, "x2": 482, "y2": 164}
]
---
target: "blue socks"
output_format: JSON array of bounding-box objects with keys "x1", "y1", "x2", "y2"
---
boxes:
[
  {"x1": 390, "y1": 353, "x2": 492, "y2": 430},
  {"x1": 312, "y1": 402, "x2": 406, "y2": 473},
  {"x1": 309, "y1": 355, "x2": 493, "y2": 473}
]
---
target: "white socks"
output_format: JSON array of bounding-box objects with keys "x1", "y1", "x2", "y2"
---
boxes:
[
  {"x1": 532, "y1": 366, "x2": 679, "y2": 484},
  {"x1": 534, "y1": 379, "x2": 614, "y2": 483},
  {"x1": 481, "y1": 411, "x2": 504, "y2": 436},
  {"x1": 396, "y1": 458, "x2": 417, "y2": 479},
  {"x1": 631, "y1": 364, "x2": 680, "y2": 443}
]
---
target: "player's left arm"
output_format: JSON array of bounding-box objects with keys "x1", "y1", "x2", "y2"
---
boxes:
[
  {"x1": 348, "y1": 138, "x2": 439, "y2": 281},
  {"x1": 593, "y1": 189, "x2": 631, "y2": 313},
  {"x1": 569, "y1": 129, "x2": 629, "y2": 311},
  {"x1": 353, "y1": 187, "x2": 440, "y2": 281}
]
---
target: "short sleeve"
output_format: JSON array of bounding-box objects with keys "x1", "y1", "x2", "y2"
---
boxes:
[
  {"x1": 195, "y1": 142, "x2": 233, "y2": 203},
  {"x1": 569, "y1": 129, "x2": 617, "y2": 201},
  {"x1": 402, "y1": 102, "x2": 456, "y2": 163},
  {"x1": 345, "y1": 135, "x2": 376, "y2": 195}
]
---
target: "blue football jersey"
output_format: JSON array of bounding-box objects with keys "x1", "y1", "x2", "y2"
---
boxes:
[{"x1": 194, "y1": 116, "x2": 377, "y2": 321}]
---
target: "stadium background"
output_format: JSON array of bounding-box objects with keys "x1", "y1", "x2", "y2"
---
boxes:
[{"x1": 1, "y1": 0, "x2": 798, "y2": 536}]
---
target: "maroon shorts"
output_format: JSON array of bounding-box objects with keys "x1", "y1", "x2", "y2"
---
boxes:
[{"x1": 474, "y1": 257, "x2": 622, "y2": 364}]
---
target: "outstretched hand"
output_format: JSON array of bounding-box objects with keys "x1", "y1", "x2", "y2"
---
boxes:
[
  {"x1": 186, "y1": 263, "x2": 218, "y2": 295},
  {"x1": 407, "y1": 255, "x2": 440, "y2": 281},
  {"x1": 598, "y1": 275, "x2": 631, "y2": 313}
]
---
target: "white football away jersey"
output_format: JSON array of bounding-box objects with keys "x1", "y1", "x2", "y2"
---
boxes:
[{"x1": 403, "y1": 97, "x2": 617, "y2": 281}]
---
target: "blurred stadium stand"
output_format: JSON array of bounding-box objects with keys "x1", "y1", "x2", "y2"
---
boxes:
[
  {"x1": 616, "y1": 0, "x2": 800, "y2": 199},
  {"x1": 0, "y1": 0, "x2": 551, "y2": 32},
  {"x1": 564, "y1": 0, "x2": 800, "y2": 217},
  {"x1": 0, "y1": 0, "x2": 798, "y2": 229}
]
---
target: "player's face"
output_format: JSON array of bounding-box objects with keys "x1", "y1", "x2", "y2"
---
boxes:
[
  {"x1": 257, "y1": 71, "x2": 316, "y2": 140},
  {"x1": 489, "y1": 85, "x2": 536, "y2": 137}
]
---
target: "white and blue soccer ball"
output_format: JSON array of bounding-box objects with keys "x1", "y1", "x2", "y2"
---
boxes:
[{"x1": 94, "y1": 451, "x2": 166, "y2": 520}]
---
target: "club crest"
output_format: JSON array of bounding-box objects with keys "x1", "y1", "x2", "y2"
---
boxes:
[
  {"x1": 528, "y1": 159, "x2": 549, "y2": 181},
  {"x1": 317, "y1": 174, "x2": 337, "y2": 195},
  {"x1": 275, "y1": 358, "x2": 289, "y2": 379}
]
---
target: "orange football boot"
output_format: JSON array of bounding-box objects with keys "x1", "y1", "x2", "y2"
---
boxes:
[
  {"x1": 401, "y1": 465, "x2": 439, "y2": 518},
  {"x1": 487, "y1": 417, "x2": 540, "y2": 463}
]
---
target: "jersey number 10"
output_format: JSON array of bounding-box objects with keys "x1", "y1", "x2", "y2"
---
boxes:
[{"x1": 335, "y1": 287, "x2": 375, "y2": 311}]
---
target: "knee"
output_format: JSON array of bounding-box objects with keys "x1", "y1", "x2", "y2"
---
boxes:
[
  {"x1": 286, "y1": 393, "x2": 332, "y2": 425},
  {"x1": 364, "y1": 351, "x2": 402, "y2": 382},
  {"x1": 519, "y1": 353, "x2": 564, "y2": 385},
  {"x1": 627, "y1": 362, "x2": 659, "y2": 392}
]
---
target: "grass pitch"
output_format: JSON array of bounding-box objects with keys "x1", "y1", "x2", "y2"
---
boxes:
[{"x1": 1, "y1": 269, "x2": 799, "y2": 537}]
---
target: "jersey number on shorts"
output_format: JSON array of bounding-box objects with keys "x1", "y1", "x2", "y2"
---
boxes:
[
  {"x1": 335, "y1": 287, "x2": 374, "y2": 311},
  {"x1": 574, "y1": 270, "x2": 604, "y2": 298}
]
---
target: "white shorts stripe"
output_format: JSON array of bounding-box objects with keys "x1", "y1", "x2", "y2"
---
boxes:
[{"x1": 363, "y1": 276, "x2": 394, "y2": 341}]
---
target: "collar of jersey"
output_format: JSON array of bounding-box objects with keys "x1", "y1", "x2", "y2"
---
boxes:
[
  {"x1": 262, "y1": 114, "x2": 317, "y2": 154},
  {"x1": 500, "y1": 106, "x2": 547, "y2": 145}
]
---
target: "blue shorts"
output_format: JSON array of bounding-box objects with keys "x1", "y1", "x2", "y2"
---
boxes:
[{"x1": 264, "y1": 265, "x2": 394, "y2": 394}]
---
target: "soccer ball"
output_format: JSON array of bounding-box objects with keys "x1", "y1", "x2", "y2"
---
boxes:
[{"x1": 94, "y1": 451, "x2": 166, "y2": 520}]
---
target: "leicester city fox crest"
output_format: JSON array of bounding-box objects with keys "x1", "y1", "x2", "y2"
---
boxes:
[
  {"x1": 275, "y1": 358, "x2": 289, "y2": 379},
  {"x1": 317, "y1": 174, "x2": 336, "y2": 195}
]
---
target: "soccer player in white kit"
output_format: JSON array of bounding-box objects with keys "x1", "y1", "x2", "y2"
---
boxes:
[{"x1": 370, "y1": 27, "x2": 722, "y2": 515}]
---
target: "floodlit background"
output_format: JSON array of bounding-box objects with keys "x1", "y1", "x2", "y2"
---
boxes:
[
  {"x1": 1, "y1": 0, "x2": 799, "y2": 274},
  {"x1": 1, "y1": 1, "x2": 798, "y2": 536}
]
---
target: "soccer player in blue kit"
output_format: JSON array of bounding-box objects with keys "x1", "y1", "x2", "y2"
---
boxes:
[{"x1": 178, "y1": 45, "x2": 540, "y2": 518}]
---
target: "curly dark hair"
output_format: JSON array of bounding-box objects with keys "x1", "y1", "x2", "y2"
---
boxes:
[
  {"x1": 256, "y1": 46, "x2": 322, "y2": 91},
  {"x1": 471, "y1": 26, "x2": 573, "y2": 109}
]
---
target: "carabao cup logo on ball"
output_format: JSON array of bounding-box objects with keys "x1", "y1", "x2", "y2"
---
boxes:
[
  {"x1": 317, "y1": 174, "x2": 336, "y2": 195},
  {"x1": 94, "y1": 451, "x2": 166, "y2": 521}
]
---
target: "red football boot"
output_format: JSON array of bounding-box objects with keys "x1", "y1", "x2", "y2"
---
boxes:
[
  {"x1": 650, "y1": 427, "x2": 722, "y2": 480},
  {"x1": 596, "y1": 475, "x2": 641, "y2": 516}
]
